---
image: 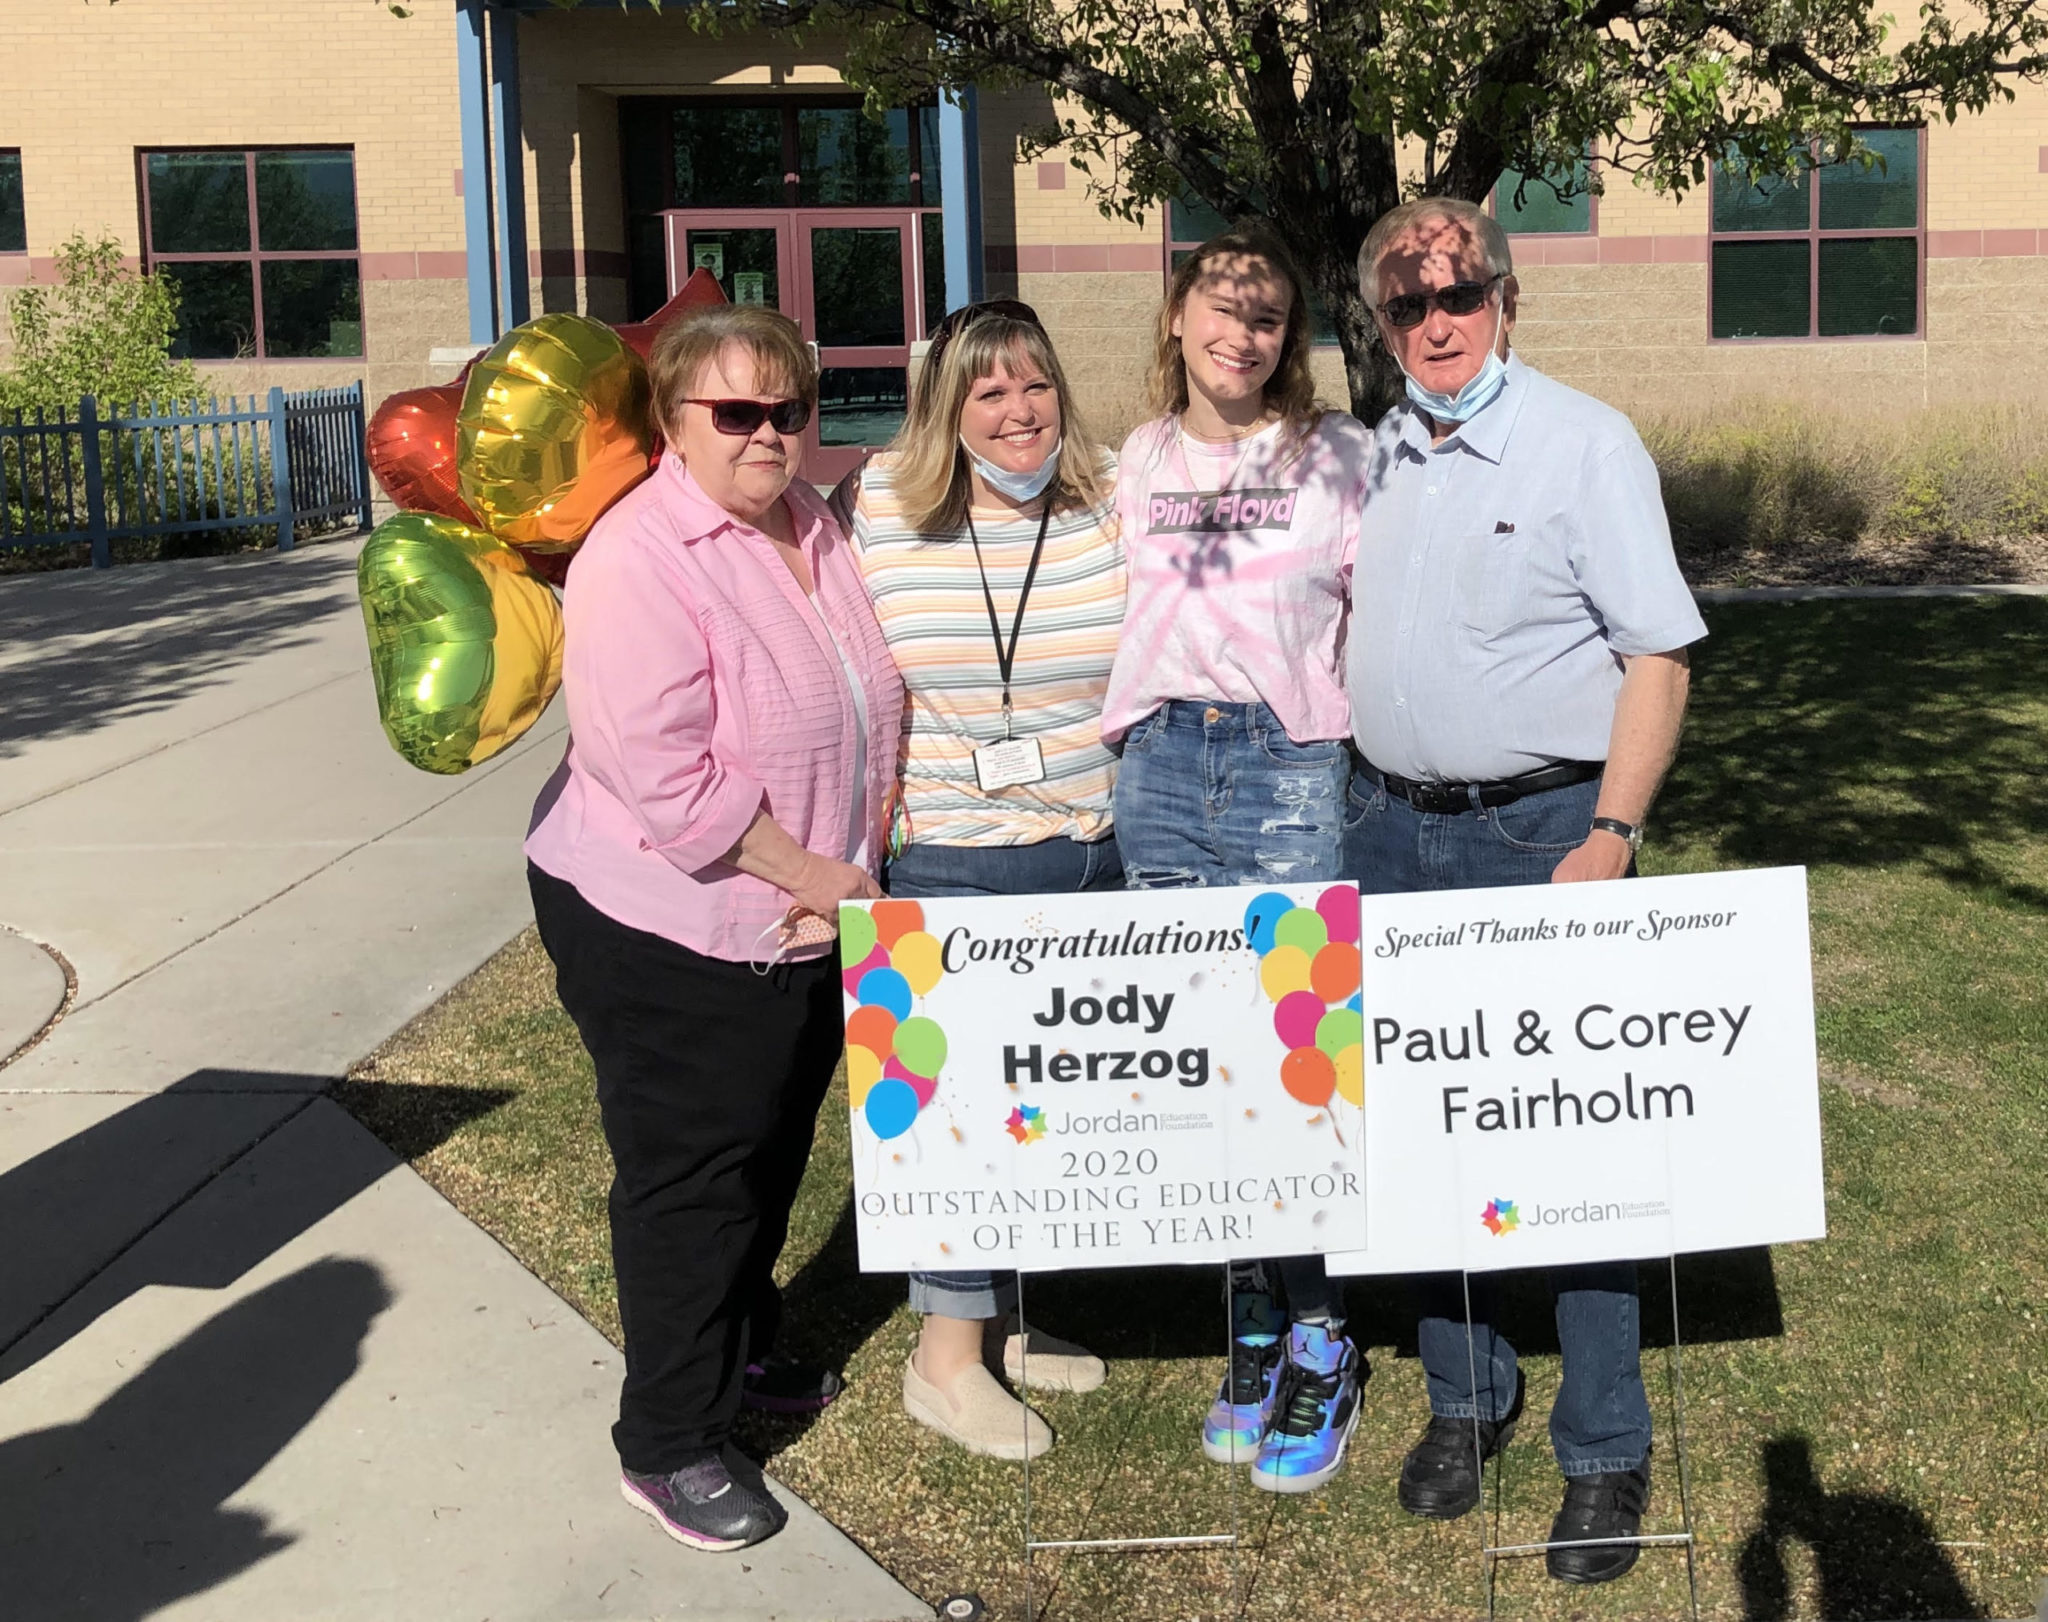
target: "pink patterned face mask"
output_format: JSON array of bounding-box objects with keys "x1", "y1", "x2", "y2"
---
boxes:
[{"x1": 749, "y1": 907, "x2": 838, "y2": 975}]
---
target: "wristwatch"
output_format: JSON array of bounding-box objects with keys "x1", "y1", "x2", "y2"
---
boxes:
[{"x1": 1590, "y1": 816, "x2": 1643, "y2": 853}]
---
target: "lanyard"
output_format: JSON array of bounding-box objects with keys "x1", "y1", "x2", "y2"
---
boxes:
[{"x1": 965, "y1": 498, "x2": 1053, "y2": 741}]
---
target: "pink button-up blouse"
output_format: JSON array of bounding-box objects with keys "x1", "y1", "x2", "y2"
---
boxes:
[{"x1": 526, "y1": 455, "x2": 905, "y2": 963}]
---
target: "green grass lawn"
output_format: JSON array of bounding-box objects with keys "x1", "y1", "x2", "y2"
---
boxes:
[{"x1": 343, "y1": 598, "x2": 2048, "y2": 1621}]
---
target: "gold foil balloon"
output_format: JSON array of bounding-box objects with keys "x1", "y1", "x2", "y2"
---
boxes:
[
  {"x1": 457, "y1": 313, "x2": 655, "y2": 568},
  {"x1": 358, "y1": 512, "x2": 565, "y2": 775}
]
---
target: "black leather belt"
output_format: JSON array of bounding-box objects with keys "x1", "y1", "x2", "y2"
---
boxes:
[{"x1": 1358, "y1": 758, "x2": 1604, "y2": 815}]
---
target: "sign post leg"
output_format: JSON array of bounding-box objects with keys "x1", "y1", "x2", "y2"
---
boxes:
[
  {"x1": 1016, "y1": 1264, "x2": 1243, "y2": 1620},
  {"x1": 1475, "y1": 1257, "x2": 1701, "y2": 1622}
]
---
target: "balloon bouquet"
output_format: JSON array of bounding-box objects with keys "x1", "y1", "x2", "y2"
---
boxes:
[{"x1": 357, "y1": 271, "x2": 726, "y2": 774}]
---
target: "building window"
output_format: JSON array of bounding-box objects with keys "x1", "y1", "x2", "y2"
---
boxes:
[
  {"x1": 1711, "y1": 128, "x2": 1922, "y2": 340},
  {"x1": 1494, "y1": 160, "x2": 1594, "y2": 234},
  {"x1": 0, "y1": 150, "x2": 24, "y2": 255},
  {"x1": 139, "y1": 148, "x2": 363, "y2": 360},
  {"x1": 620, "y1": 98, "x2": 942, "y2": 320},
  {"x1": 1164, "y1": 190, "x2": 1339, "y2": 345}
]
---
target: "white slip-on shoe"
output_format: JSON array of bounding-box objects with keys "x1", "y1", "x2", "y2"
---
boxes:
[
  {"x1": 1000, "y1": 1317, "x2": 1108, "y2": 1394},
  {"x1": 902, "y1": 1355, "x2": 1053, "y2": 1459}
]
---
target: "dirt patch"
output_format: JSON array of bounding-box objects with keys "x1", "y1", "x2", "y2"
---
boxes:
[{"x1": 1680, "y1": 529, "x2": 2048, "y2": 590}]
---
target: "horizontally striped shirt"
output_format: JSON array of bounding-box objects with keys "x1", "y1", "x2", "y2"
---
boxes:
[{"x1": 851, "y1": 452, "x2": 1125, "y2": 848}]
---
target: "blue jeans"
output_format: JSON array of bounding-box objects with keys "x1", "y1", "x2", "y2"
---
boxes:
[
  {"x1": 1113, "y1": 701, "x2": 1348, "y2": 1322},
  {"x1": 1113, "y1": 701, "x2": 1351, "y2": 890},
  {"x1": 1342, "y1": 768, "x2": 1652, "y2": 1476},
  {"x1": 884, "y1": 834, "x2": 1124, "y2": 1320}
]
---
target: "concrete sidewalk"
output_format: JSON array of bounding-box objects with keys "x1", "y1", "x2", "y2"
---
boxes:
[{"x1": 0, "y1": 542, "x2": 927, "y2": 1622}]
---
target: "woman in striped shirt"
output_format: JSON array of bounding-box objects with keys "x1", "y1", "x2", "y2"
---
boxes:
[{"x1": 849, "y1": 301, "x2": 1126, "y2": 1459}]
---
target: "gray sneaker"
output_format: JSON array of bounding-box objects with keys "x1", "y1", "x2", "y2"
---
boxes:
[{"x1": 620, "y1": 1452, "x2": 786, "y2": 1552}]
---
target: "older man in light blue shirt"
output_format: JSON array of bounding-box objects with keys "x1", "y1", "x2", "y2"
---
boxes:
[{"x1": 1343, "y1": 195, "x2": 1707, "y2": 1587}]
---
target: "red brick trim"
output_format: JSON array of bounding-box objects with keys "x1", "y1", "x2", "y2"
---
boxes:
[
  {"x1": 1652, "y1": 237, "x2": 1711, "y2": 263},
  {"x1": 1925, "y1": 229, "x2": 2048, "y2": 257},
  {"x1": 0, "y1": 254, "x2": 143, "y2": 283},
  {"x1": 1511, "y1": 235, "x2": 1709, "y2": 266},
  {"x1": 361, "y1": 251, "x2": 470, "y2": 281},
  {"x1": 986, "y1": 242, "x2": 1166, "y2": 274}
]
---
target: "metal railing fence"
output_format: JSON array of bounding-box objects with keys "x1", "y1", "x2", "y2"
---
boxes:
[{"x1": 0, "y1": 383, "x2": 373, "y2": 566}]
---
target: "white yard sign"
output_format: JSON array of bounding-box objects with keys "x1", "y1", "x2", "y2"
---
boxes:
[
  {"x1": 1329, "y1": 865, "x2": 1825, "y2": 1277},
  {"x1": 839, "y1": 884, "x2": 1372, "y2": 1273}
]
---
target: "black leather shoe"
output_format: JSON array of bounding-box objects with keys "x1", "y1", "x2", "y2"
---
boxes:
[
  {"x1": 1546, "y1": 1458, "x2": 1651, "y2": 1584},
  {"x1": 1396, "y1": 1384, "x2": 1521, "y2": 1520}
]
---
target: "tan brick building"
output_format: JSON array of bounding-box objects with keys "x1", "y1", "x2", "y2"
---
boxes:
[{"x1": 5, "y1": 0, "x2": 2044, "y2": 463}]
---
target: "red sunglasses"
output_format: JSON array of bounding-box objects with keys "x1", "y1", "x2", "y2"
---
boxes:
[{"x1": 683, "y1": 397, "x2": 814, "y2": 436}]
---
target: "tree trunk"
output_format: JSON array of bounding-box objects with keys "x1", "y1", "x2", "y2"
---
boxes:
[{"x1": 1303, "y1": 245, "x2": 1403, "y2": 425}]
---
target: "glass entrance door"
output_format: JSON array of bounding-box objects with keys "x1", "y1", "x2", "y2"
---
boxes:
[
  {"x1": 663, "y1": 210, "x2": 921, "y2": 485},
  {"x1": 797, "y1": 214, "x2": 917, "y2": 482}
]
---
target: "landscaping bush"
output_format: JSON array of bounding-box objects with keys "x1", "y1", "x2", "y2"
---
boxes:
[
  {"x1": 1642, "y1": 402, "x2": 2048, "y2": 584},
  {"x1": 0, "y1": 233, "x2": 200, "y2": 414},
  {"x1": 0, "y1": 235, "x2": 289, "y2": 571}
]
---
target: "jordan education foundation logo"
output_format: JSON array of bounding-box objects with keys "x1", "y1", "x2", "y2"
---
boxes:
[
  {"x1": 1480, "y1": 1198, "x2": 1520, "y2": 1237},
  {"x1": 1005, "y1": 1104, "x2": 1048, "y2": 1145}
]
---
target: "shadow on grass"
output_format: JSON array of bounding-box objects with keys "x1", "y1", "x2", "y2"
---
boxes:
[
  {"x1": 329, "y1": 1076, "x2": 519, "y2": 1164},
  {"x1": 739, "y1": 1194, "x2": 908, "y2": 1454},
  {"x1": 1664, "y1": 599, "x2": 2048, "y2": 909},
  {"x1": 1737, "y1": 1435, "x2": 1983, "y2": 1621}
]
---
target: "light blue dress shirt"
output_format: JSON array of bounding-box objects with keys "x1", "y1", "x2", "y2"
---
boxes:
[{"x1": 1347, "y1": 354, "x2": 1707, "y2": 783}]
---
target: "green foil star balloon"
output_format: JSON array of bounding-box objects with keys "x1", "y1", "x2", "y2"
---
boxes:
[{"x1": 358, "y1": 512, "x2": 564, "y2": 774}]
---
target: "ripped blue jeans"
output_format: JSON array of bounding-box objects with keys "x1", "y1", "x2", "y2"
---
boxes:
[
  {"x1": 1112, "y1": 699, "x2": 1350, "y2": 1324},
  {"x1": 1112, "y1": 701, "x2": 1351, "y2": 891}
]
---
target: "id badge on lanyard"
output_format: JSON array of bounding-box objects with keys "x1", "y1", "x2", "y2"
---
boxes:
[{"x1": 968, "y1": 499, "x2": 1053, "y2": 792}]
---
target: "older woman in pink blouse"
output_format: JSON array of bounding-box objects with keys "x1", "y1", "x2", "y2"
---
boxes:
[{"x1": 526, "y1": 306, "x2": 903, "y2": 1554}]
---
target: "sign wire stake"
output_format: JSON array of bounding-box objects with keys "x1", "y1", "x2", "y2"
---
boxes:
[
  {"x1": 1017, "y1": 1266, "x2": 1243, "y2": 1620},
  {"x1": 1667, "y1": 1252, "x2": 1704, "y2": 1622},
  {"x1": 1470, "y1": 1258, "x2": 1703, "y2": 1622}
]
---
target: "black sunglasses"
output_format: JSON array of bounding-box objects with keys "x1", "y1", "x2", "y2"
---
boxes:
[
  {"x1": 1376, "y1": 274, "x2": 1504, "y2": 330},
  {"x1": 926, "y1": 298, "x2": 1044, "y2": 365},
  {"x1": 683, "y1": 397, "x2": 814, "y2": 436}
]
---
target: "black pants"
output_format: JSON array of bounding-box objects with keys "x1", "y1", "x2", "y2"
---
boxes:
[{"x1": 528, "y1": 864, "x2": 843, "y2": 1471}]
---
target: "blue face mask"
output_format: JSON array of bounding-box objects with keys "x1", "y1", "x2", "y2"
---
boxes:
[
  {"x1": 1400, "y1": 299, "x2": 1509, "y2": 425},
  {"x1": 962, "y1": 436, "x2": 1063, "y2": 503}
]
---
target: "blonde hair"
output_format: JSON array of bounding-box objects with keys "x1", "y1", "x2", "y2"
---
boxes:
[
  {"x1": 1150, "y1": 229, "x2": 1322, "y2": 453},
  {"x1": 886, "y1": 316, "x2": 1111, "y2": 536},
  {"x1": 647, "y1": 304, "x2": 817, "y2": 443},
  {"x1": 1357, "y1": 197, "x2": 1515, "y2": 294}
]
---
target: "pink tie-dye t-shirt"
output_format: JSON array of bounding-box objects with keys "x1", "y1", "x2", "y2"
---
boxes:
[{"x1": 1101, "y1": 410, "x2": 1372, "y2": 744}]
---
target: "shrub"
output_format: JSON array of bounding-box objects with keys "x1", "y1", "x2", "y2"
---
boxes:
[
  {"x1": 1642, "y1": 402, "x2": 2048, "y2": 557},
  {"x1": 0, "y1": 233, "x2": 201, "y2": 415}
]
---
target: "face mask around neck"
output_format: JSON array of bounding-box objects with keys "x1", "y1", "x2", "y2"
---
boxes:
[
  {"x1": 962, "y1": 436, "x2": 1063, "y2": 503},
  {"x1": 1399, "y1": 296, "x2": 1509, "y2": 425}
]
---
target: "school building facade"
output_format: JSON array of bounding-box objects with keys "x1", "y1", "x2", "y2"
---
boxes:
[{"x1": 7, "y1": 0, "x2": 2046, "y2": 469}]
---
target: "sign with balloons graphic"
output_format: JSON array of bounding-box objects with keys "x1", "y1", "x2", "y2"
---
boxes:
[{"x1": 839, "y1": 883, "x2": 1370, "y2": 1274}]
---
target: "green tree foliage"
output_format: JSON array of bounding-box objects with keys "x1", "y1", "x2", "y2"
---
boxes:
[
  {"x1": 0, "y1": 234, "x2": 200, "y2": 415},
  {"x1": 556, "y1": 0, "x2": 2048, "y2": 417}
]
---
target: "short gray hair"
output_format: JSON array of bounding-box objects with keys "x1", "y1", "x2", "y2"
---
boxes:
[{"x1": 1357, "y1": 197, "x2": 1514, "y2": 296}]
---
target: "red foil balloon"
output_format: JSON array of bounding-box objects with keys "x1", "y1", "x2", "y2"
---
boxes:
[
  {"x1": 366, "y1": 385, "x2": 475, "y2": 524},
  {"x1": 615, "y1": 267, "x2": 730, "y2": 360}
]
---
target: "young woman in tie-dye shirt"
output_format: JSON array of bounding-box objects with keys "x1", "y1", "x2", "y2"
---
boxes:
[{"x1": 1102, "y1": 229, "x2": 1373, "y2": 1498}]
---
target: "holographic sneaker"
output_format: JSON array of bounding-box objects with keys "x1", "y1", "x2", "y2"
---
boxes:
[
  {"x1": 1200, "y1": 1286, "x2": 1286, "y2": 1464},
  {"x1": 1250, "y1": 1320, "x2": 1363, "y2": 1494}
]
